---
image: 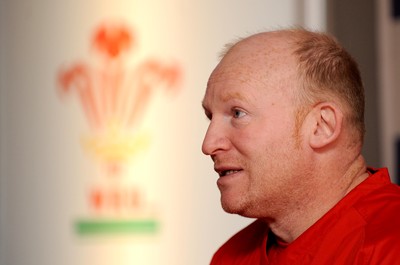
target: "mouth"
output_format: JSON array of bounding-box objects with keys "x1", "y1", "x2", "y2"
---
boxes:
[{"x1": 216, "y1": 168, "x2": 243, "y2": 177}]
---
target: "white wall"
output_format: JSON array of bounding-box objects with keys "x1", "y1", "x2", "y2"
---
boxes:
[
  {"x1": 0, "y1": 1, "x2": 325, "y2": 264},
  {"x1": 303, "y1": 0, "x2": 327, "y2": 30}
]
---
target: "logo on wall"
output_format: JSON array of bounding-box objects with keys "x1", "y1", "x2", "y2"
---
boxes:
[{"x1": 57, "y1": 23, "x2": 181, "y2": 235}]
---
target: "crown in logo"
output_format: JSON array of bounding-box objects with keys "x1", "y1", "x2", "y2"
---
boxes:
[{"x1": 58, "y1": 24, "x2": 181, "y2": 175}]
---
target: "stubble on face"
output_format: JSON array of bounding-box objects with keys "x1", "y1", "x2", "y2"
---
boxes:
[{"x1": 208, "y1": 31, "x2": 312, "y2": 219}]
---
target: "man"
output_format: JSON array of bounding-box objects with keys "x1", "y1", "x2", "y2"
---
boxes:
[{"x1": 201, "y1": 28, "x2": 400, "y2": 264}]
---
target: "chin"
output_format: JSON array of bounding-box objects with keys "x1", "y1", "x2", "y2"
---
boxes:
[
  {"x1": 221, "y1": 198, "x2": 249, "y2": 216},
  {"x1": 221, "y1": 198, "x2": 265, "y2": 219}
]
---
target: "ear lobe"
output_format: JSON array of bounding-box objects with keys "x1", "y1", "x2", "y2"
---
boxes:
[{"x1": 309, "y1": 103, "x2": 342, "y2": 149}]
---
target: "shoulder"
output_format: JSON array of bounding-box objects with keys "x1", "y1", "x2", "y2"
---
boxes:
[
  {"x1": 210, "y1": 219, "x2": 268, "y2": 264},
  {"x1": 364, "y1": 188, "x2": 400, "y2": 245},
  {"x1": 354, "y1": 169, "x2": 400, "y2": 261},
  {"x1": 355, "y1": 169, "x2": 400, "y2": 227}
]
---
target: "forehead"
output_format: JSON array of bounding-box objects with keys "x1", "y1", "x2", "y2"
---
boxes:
[
  {"x1": 203, "y1": 67, "x2": 260, "y2": 107},
  {"x1": 203, "y1": 35, "x2": 298, "y2": 107}
]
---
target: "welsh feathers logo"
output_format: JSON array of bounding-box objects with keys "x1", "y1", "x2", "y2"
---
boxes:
[{"x1": 57, "y1": 23, "x2": 181, "y2": 235}]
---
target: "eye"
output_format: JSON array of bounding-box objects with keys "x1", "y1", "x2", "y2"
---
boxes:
[{"x1": 232, "y1": 108, "x2": 246, "y2": 118}]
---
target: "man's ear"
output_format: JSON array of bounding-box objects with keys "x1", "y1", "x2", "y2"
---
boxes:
[{"x1": 309, "y1": 102, "x2": 343, "y2": 149}]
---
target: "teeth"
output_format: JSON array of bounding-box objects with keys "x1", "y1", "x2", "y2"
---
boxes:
[{"x1": 224, "y1": 170, "x2": 239, "y2": 176}]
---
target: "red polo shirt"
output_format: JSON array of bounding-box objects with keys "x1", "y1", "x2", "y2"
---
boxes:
[{"x1": 210, "y1": 168, "x2": 400, "y2": 265}]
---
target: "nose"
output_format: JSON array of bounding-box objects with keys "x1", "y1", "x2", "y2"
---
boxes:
[{"x1": 202, "y1": 118, "x2": 229, "y2": 156}]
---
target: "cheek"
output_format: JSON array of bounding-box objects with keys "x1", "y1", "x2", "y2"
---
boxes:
[
  {"x1": 232, "y1": 117, "x2": 297, "y2": 161},
  {"x1": 249, "y1": 129, "x2": 299, "y2": 177}
]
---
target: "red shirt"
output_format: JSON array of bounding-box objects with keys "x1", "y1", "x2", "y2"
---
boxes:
[{"x1": 210, "y1": 168, "x2": 400, "y2": 265}]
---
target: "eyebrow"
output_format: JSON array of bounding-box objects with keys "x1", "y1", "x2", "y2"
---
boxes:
[
  {"x1": 220, "y1": 91, "x2": 248, "y2": 103},
  {"x1": 201, "y1": 90, "x2": 250, "y2": 111}
]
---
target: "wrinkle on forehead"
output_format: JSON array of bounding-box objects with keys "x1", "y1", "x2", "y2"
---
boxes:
[
  {"x1": 208, "y1": 68, "x2": 258, "y2": 89},
  {"x1": 202, "y1": 82, "x2": 252, "y2": 108},
  {"x1": 220, "y1": 90, "x2": 250, "y2": 103}
]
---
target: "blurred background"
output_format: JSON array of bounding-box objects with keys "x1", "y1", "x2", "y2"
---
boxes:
[{"x1": 0, "y1": 0, "x2": 399, "y2": 264}]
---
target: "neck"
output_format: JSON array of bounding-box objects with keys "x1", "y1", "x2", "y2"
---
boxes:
[{"x1": 266, "y1": 155, "x2": 368, "y2": 243}]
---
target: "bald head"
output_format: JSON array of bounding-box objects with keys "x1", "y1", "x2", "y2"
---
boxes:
[
  {"x1": 211, "y1": 31, "x2": 300, "y2": 98},
  {"x1": 217, "y1": 29, "x2": 365, "y2": 146}
]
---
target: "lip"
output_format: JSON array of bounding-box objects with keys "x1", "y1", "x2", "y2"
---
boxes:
[
  {"x1": 216, "y1": 168, "x2": 244, "y2": 188},
  {"x1": 214, "y1": 165, "x2": 243, "y2": 177}
]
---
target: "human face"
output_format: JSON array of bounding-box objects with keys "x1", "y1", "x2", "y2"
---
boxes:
[{"x1": 202, "y1": 38, "x2": 306, "y2": 218}]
